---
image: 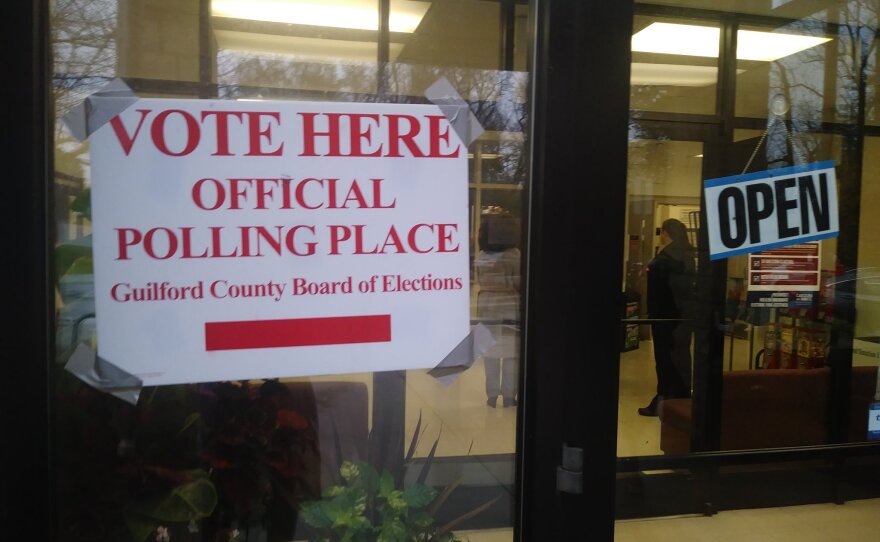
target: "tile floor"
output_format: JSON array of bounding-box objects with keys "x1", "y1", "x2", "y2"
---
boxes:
[
  {"x1": 454, "y1": 498, "x2": 880, "y2": 541},
  {"x1": 614, "y1": 498, "x2": 880, "y2": 542},
  {"x1": 293, "y1": 334, "x2": 880, "y2": 541}
]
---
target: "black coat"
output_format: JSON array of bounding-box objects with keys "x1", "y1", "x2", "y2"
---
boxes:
[{"x1": 646, "y1": 241, "x2": 695, "y2": 319}]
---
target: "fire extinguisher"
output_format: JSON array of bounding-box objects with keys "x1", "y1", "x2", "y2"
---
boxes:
[{"x1": 759, "y1": 324, "x2": 780, "y2": 369}]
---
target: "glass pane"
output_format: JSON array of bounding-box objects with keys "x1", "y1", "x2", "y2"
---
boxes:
[
  {"x1": 852, "y1": 135, "x2": 880, "y2": 442},
  {"x1": 618, "y1": 137, "x2": 702, "y2": 458},
  {"x1": 630, "y1": 15, "x2": 718, "y2": 115},
  {"x1": 636, "y1": 0, "x2": 861, "y2": 24},
  {"x1": 621, "y1": 0, "x2": 880, "y2": 534},
  {"x1": 736, "y1": 21, "x2": 843, "y2": 123},
  {"x1": 51, "y1": 1, "x2": 528, "y2": 541}
]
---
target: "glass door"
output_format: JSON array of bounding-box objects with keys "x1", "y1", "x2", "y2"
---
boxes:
[
  {"x1": 48, "y1": 2, "x2": 533, "y2": 541},
  {"x1": 616, "y1": 1, "x2": 880, "y2": 539}
]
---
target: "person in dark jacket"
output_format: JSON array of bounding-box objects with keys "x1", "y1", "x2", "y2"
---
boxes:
[{"x1": 639, "y1": 218, "x2": 695, "y2": 417}]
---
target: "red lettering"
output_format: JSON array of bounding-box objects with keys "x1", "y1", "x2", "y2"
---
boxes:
[
  {"x1": 200, "y1": 111, "x2": 245, "y2": 156},
  {"x1": 116, "y1": 228, "x2": 142, "y2": 260},
  {"x1": 284, "y1": 225, "x2": 318, "y2": 256},
  {"x1": 371, "y1": 178, "x2": 396, "y2": 208},
  {"x1": 436, "y1": 224, "x2": 459, "y2": 252},
  {"x1": 385, "y1": 114, "x2": 424, "y2": 157},
  {"x1": 341, "y1": 181, "x2": 369, "y2": 208},
  {"x1": 180, "y1": 227, "x2": 208, "y2": 258},
  {"x1": 228, "y1": 178, "x2": 253, "y2": 210},
  {"x1": 427, "y1": 115, "x2": 460, "y2": 158},
  {"x1": 299, "y1": 112, "x2": 342, "y2": 156},
  {"x1": 295, "y1": 178, "x2": 325, "y2": 210},
  {"x1": 143, "y1": 227, "x2": 179, "y2": 259},
  {"x1": 348, "y1": 114, "x2": 382, "y2": 157},
  {"x1": 109, "y1": 109, "x2": 151, "y2": 156},
  {"x1": 192, "y1": 178, "x2": 225, "y2": 210},
  {"x1": 210, "y1": 226, "x2": 238, "y2": 257},
  {"x1": 379, "y1": 226, "x2": 406, "y2": 253},
  {"x1": 352, "y1": 225, "x2": 378, "y2": 254},
  {"x1": 244, "y1": 112, "x2": 283, "y2": 156},
  {"x1": 151, "y1": 109, "x2": 200, "y2": 156},
  {"x1": 328, "y1": 225, "x2": 352, "y2": 255},
  {"x1": 408, "y1": 223, "x2": 433, "y2": 254},
  {"x1": 254, "y1": 179, "x2": 277, "y2": 209}
]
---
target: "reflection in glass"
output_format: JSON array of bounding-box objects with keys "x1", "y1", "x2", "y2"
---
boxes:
[
  {"x1": 51, "y1": 0, "x2": 528, "y2": 540},
  {"x1": 618, "y1": 138, "x2": 703, "y2": 458},
  {"x1": 630, "y1": 16, "x2": 719, "y2": 115}
]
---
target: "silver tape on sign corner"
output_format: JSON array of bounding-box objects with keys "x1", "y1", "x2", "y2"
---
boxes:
[
  {"x1": 62, "y1": 78, "x2": 139, "y2": 141},
  {"x1": 425, "y1": 77, "x2": 485, "y2": 146}
]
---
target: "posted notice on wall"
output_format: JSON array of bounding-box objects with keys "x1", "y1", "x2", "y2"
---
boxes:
[
  {"x1": 704, "y1": 161, "x2": 839, "y2": 261},
  {"x1": 88, "y1": 99, "x2": 470, "y2": 385},
  {"x1": 746, "y1": 242, "x2": 821, "y2": 308}
]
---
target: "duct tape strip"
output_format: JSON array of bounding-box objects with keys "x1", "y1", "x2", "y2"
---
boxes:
[
  {"x1": 425, "y1": 77, "x2": 485, "y2": 146},
  {"x1": 428, "y1": 323, "x2": 496, "y2": 385},
  {"x1": 65, "y1": 343, "x2": 143, "y2": 405},
  {"x1": 62, "y1": 78, "x2": 139, "y2": 141}
]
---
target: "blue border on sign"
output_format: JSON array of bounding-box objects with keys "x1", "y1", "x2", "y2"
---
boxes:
[
  {"x1": 869, "y1": 403, "x2": 880, "y2": 441},
  {"x1": 709, "y1": 231, "x2": 839, "y2": 261},
  {"x1": 704, "y1": 160, "x2": 835, "y2": 188}
]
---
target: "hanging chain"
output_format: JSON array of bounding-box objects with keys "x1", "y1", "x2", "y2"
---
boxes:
[
  {"x1": 741, "y1": 117, "x2": 772, "y2": 175},
  {"x1": 741, "y1": 115, "x2": 805, "y2": 175}
]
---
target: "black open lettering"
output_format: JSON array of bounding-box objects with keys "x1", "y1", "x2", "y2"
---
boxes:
[
  {"x1": 718, "y1": 187, "x2": 747, "y2": 248},
  {"x1": 799, "y1": 173, "x2": 830, "y2": 234},
  {"x1": 746, "y1": 183, "x2": 774, "y2": 244},
  {"x1": 774, "y1": 178, "x2": 799, "y2": 239}
]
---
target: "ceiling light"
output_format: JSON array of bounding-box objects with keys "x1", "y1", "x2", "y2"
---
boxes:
[
  {"x1": 736, "y1": 29, "x2": 831, "y2": 61},
  {"x1": 631, "y1": 63, "x2": 720, "y2": 87},
  {"x1": 632, "y1": 22, "x2": 831, "y2": 61},
  {"x1": 633, "y1": 23, "x2": 720, "y2": 58},
  {"x1": 212, "y1": 0, "x2": 431, "y2": 33},
  {"x1": 215, "y1": 29, "x2": 404, "y2": 62}
]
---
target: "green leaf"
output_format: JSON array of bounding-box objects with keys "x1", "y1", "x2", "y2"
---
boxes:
[
  {"x1": 403, "y1": 484, "x2": 437, "y2": 509},
  {"x1": 377, "y1": 518, "x2": 407, "y2": 542},
  {"x1": 384, "y1": 489, "x2": 407, "y2": 512},
  {"x1": 128, "y1": 471, "x2": 217, "y2": 522},
  {"x1": 340, "y1": 461, "x2": 360, "y2": 483},
  {"x1": 409, "y1": 511, "x2": 435, "y2": 530},
  {"x1": 323, "y1": 485, "x2": 347, "y2": 498},
  {"x1": 378, "y1": 470, "x2": 395, "y2": 498},
  {"x1": 300, "y1": 500, "x2": 336, "y2": 529},
  {"x1": 355, "y1": 463, "x2": 380, "y2": 495}
]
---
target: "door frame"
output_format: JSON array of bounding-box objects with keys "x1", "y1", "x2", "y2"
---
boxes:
[{"x1": 519, "y1": 1, "x2": 634, "y2": 539}]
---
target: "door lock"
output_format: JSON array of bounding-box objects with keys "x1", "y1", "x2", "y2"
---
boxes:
[{"x1": 556, "y1": 444, "x2": 583, "y2": 494}]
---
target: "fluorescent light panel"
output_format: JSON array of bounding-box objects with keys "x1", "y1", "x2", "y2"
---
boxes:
[
  {"x1": 215, "y1": 29, "x2": 404, "y2": 62},
  {"x1": 632, "y1": 22, "x2": 831, "y2": 62},
  {"x1": 631, "y1": 63, "x2": 744, "y2": 87},
  {"x1": 212, "y1": 0, "x2": 431, "y2": 33}
]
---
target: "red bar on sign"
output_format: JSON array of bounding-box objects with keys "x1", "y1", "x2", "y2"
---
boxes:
[{"x1": 205, "y1": 315, "x2": 391, "y2": 351}]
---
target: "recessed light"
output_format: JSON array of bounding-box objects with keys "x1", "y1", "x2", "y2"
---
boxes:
[
  {"x1": 212, "y1": 0, "x2": 431, "y2": 33},
  {"x1": 632, "y1": 22, "x2": 831, "y2": 62}
]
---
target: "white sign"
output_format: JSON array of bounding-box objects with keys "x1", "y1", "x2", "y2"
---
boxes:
[
  {"x1": 703, "y1": 161, "x2": 838, "y2": 261},
  {"x1": 89, "y1": 99, "x2": 470, "y2": 385}
]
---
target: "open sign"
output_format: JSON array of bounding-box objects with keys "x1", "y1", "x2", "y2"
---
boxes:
[{"x1": 704, "y1": 161, "x2": 839, "y2": 260}]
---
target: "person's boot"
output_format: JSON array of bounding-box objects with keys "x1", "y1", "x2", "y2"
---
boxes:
[{"x1": 638, "y1": 395, "x2": 660, "y2": 417}]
